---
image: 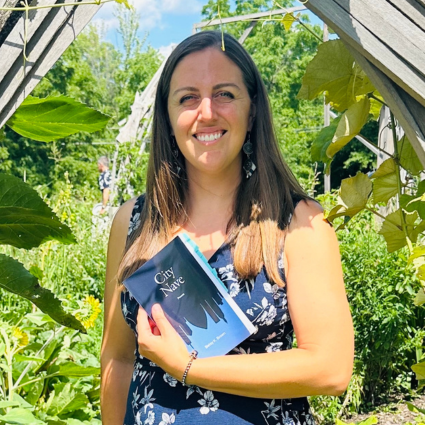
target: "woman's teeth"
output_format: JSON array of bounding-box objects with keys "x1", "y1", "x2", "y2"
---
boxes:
[{"x1": 195, "y1": 132, "x2": 223, "y2": 142}]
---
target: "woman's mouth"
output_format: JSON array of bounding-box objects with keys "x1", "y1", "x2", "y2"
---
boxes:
[{"x1": 193, "y1": 130, "x2": 227, "y2": 143}]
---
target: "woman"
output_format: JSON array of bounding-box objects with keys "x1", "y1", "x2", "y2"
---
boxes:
[{"x1": 101, "y1": 31, "x2": 354, "y2": 425}]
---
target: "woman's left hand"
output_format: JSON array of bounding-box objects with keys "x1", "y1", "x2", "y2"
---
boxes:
[{"x1": 136, "y1": 304, "x2": 190, "y2": 380}]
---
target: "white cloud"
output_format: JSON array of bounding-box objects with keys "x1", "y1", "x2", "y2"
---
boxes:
[
  {"x1": 91, "y1": 0, "x2": 201, "y2": 34},
  {"x1": 158, "y1": 42, "x2": 178, "y2": 59}
]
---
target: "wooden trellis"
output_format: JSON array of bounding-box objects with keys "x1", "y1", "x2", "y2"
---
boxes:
[{"x1": 0, "y1": 0, "x2": 103, "y2": 128}]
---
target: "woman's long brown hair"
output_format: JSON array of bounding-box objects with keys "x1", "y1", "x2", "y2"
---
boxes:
[{"x1": 118, "y1": 31, "x2": 308, "y2": 287}]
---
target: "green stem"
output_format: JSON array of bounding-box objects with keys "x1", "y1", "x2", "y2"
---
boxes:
[
  {"x1": 357, "y1": 134, "x2": 393, "y2": 159},
  {"x1": 13, "y1": 372, "x2": 60, "y2": 391},
  {"x1": 390, "y1": 111, "x2": 413, "y2": 255},
  {"x1": 0, "y1": 0, "x2": 113, "y2": 11},
  {"x1": 13, "y1": 326, "x2": 65, "y2": 390},
  {"x1": 0, "y1": 329, "x2": 14, "y2": 402},
  {"x1": 365, "y1": 207, "x2": 387, "y2": 222},
  {"x1": 369, "y1": 93, "x2": 388, "y2": 108}
]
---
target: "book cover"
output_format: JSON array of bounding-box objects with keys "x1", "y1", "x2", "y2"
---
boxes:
[{"x1": 123, "y1": 234, "x2": 256, "y2": 358}]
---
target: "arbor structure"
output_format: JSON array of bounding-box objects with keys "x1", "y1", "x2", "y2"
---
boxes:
[{"x1": 0, "y1": 0, "x2": 103, "y2": 128}]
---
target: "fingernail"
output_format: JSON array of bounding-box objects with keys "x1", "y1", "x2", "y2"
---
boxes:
[{"x1": 152, "y1": 304, "x2": 161, "y2": 313}]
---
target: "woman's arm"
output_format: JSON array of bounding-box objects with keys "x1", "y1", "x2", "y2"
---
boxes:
[
  {"x1": 100, "y1": 199, "x2": 137, "y2": 425},
  {"x1": 137, "y1": 200, "x2": 354, "y2": 399}
]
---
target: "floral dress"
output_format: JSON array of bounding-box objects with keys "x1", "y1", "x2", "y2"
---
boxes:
[{"x1": 121, "y1": 195, "x2": 316, "y2": 425}]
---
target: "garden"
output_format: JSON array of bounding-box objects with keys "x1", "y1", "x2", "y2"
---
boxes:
[{"x1": 1, "y1": 1, "x2": 425, "y2": 424}]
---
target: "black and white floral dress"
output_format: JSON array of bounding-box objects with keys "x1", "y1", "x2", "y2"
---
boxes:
[{"x1": 121, "y1": 195, "x2": 316, "y2": 425}]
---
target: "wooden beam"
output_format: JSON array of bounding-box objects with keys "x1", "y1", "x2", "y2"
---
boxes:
[
  {"x1": 0, "y1": 2, "x2": 102, "y2": 128},
  {"x1": 0, "y1": 0, "x2": 57, "y2": 82},
  {"x1": 192, "y1": 6, "x2": 306, "y2": 31},
  {"x1": 387, "y1": 0, "x2": 425, "y2": 31},
  {"x1": 347, "y1": 46, "x2": 425, "y2": 168},
  {"x1": 238, "y1": 20, "x2": 257, "y2": 44},
  {"x1": 304, "y1": 0, "x2": 425, "y2": 108}
]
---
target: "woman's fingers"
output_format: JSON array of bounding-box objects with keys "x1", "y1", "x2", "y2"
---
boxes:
[
  {"x1": 151, "y1": 304, "x2": 172, "y2": 336},
  {"x1": 137, "y1": 307, "x2": 153, "y2": 339}
]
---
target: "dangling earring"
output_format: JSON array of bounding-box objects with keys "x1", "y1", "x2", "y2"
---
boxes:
[
  {"x1": 171, "y1": 136, "x2": 182, "y2": 176},
  {"x1": 243, "y1": 132, "x2": 256, "y2": 179}
]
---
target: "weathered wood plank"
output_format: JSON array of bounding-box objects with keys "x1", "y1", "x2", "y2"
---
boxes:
[
  {"x1": 0, "y1": 3, "x2": 101, "y2": 128},
  {"x1": 304, "y1": 0, "x2": 425, "y2": 108},
  {"x1": 0, "y1": 0, "x2": 57, "y2": 82},
  {"x1": 387, "y1": 0, "x2": 425, "y2": 31},
  {"x1": 238, "y1": 20, "x2": 257, "y2": 44},
  {"x1": 347, "y1": 46, "x2": 425, "y2": 168},
  {"x1": 0, "y1": 0, "x2": 21, "y2": 38},
  {"x1": 338, "y1": 0, "x2": 425, "y2": 78}
]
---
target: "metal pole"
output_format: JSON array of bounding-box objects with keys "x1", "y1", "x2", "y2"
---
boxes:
[{"x1": 323, "y1": 23, "x2": 331, "y2": 193}]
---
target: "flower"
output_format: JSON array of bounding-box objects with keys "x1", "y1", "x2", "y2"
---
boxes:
[
  {"x1": 229, "y1": 282, "x2": 240, "y2": 297},
  {"x1": 75, "y1": 295, "x2": 101, "y2": 329},
  {"x1": 258, "y1": 305, "x2": 277, "y2": 326},
  {"x1": 12, "y1": 327, "x2": 28, "y2": 347},
  {"x1": 159, "y1": 412, "x2": 175, "y2": 425},
  {"x1": 263, "y1": 400, "x2": 281, "y2": 419},
  {"x1": 266, "y1": 342, "x2": 283, "y2": 353},
  {"x1": 144, "y1": 411, "x2": 155, "y2": 425},
  {"x1": 163, "y1": 373, "x2": 178, "y2": 387},
  {"x1": 198, "y1": 390, "x2": 219, "y2": 414}
]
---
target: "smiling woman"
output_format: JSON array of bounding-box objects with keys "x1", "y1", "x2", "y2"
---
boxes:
[{"x1": 100, "y1": 31, "x2": 354, "y2": 425}]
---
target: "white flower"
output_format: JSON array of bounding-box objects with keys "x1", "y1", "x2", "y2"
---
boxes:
[
  {"x1": 263, "y1": 400, "x2": 281, "y2": 419},
  {"x1": 266, "y1": 342, "x2": 283, "y2": 353},
  {"x1": 246, "y1": 308, "x2": 254, "y2": 316},
  {"x1": 229, "y1": 282, "x2": 240, "y2": 297},
  {"x1": 159, "y1": 412, "x2": 175, "y2": 425},
  {"x1": 163, "y1": 373, "x2": 178, "y2": 387},
  {"x1": 259, "y1": 305, "x2": 277, "y2": 326},
  {"x1": 140, "y1": 387, "x2": 156, "y2": 413},
  {"x1": 186, "y1": 385, "x2": 203, "y2": 399},
  {"x1": 135, "y1": 411, "x2": 143, "y2": 425},
  {"x1": 128, "y1": 212, "x2": 141, "y2": 235},
  {"x1": 144, "y1": 411, "x2": 155, "y2": 425},
  {"x1": 263, "y1": 282, "x2": 282, "y2": 300},
  {"x1": 282, "y1": 411, "x2": 297, "y2": 425},
  {"x1": 122, "y1": 302, "x2": 129, "y2": 317},
  {"x1": 198, "y1": 390, "x2": 219, "y2": 414}
]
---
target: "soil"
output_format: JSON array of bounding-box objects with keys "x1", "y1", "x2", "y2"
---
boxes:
[{"x1": 342, "y1": 394, "x2": 425, "y2": 424}]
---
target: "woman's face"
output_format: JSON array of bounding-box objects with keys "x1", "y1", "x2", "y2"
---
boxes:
[{"x1": 167, "y1": 48, "x2": 253, "y2": 178}]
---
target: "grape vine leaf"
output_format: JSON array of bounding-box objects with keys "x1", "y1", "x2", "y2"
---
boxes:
[
  {"x1": 6, "y1": 95, "x2": 110, "y2": 142},
  {"x1": 297, "y1": 39, "x2": 374, "y2": 112},
  {"x1": 326, "y1": 96, "x2": 370, "y2": 157},
  {"x1": 327, "y1": 173, "x2": 372, "y2": 222},
  {"x1": 0, "y1": 173, "x2": 75, "y2": 249},
  {"x1": 370, "y1": 158, "x2": 398, "y2": 204},
  {"x1": 398, "y1": 136, "x2": 423, "y2": 175}
]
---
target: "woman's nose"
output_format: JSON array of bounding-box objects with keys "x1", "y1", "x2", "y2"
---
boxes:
[{"x1": 198, "y1": 97, "x2": 215, "y2": 121}]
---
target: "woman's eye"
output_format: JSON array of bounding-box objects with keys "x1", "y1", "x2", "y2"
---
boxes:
[
  {"x1": 180, "y1": 95, "x2": 197, "y2": 104},
  {"x1": 216, "y1": 92, "x2": 234, "y2": 101}
]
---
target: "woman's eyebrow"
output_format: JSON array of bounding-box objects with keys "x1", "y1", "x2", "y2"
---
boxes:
[{"x1": 172, "y1": 83, "x2": 240, "y2": 97}]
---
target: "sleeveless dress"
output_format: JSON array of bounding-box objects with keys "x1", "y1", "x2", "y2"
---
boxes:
[{"x1": 121, "y1": 195, "x2": 316, "y2": 425}]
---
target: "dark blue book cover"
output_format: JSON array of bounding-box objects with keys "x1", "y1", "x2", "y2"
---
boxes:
[{"x1": 123, "y1": 234, "x2": 256, "y2": 358}]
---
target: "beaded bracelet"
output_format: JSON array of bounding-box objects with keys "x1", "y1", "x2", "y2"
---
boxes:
[{"x1": 181, "y1": 350, "x2": 198, "y2": 386}]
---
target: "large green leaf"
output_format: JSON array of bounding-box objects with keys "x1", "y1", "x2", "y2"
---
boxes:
[
  {"x1": 378, "y1": 210, "x2": 418, "y2": 252},
  {"x1": 49, "y1": 362, "x2": 100, "y2": 377},
  {"x1": 328, "y1": 173, "x2": 372, "y2": 223},
  {"x1": 6, "y1": 95, "x2": 110, "y2": 142},
  {"x1": 412, "y1": 360, "x2": 425, "y2": 380},
  {"x1": 0, "y1": 173, "x2": 75, "y2": 249},
  {"x1": 0, "y1": 254, "x2": 85, "y2": 332},
  {"x1": 0, "y1": 408, "x2": 44, "y2": 424},
  {"x1": 297, "y1": 39, "x2": 374, "y2": 112},
  {"x1": 326, "y1": 96, "x2": 370, "y2": 157},
  {"x1": 311, "y1": 116, "x2": 341, "y2": 173},
  {"x1": 398, "y1": 136, "x2": 423, "y2": 175},
  {"x1": 47, "y1": 383, "x2": 89, "y2": 417},
  {"x1": 371, "y1": 158, "x2": 398, "y2": 203},
  {"x1": 414, "y1": 288, "x2": 425, "y2": 306}
]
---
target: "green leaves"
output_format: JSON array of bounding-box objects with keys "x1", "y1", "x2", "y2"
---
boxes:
[
  {"x1": 370, "y1": 158, "x2": 398, "y2": 204},
  {"x1": 327, "y1": 173, "x2": 372, "y2": 223},
  {"x1": 0, "y1": 254, "x2": 85, "y2": 332},
  {"x1": 297, "y1": 39, "x2": 374, "y2": 112},
  {"x1": 327, "y1": 96, "x2": 371, "y2": 157},
  {"x1": 0, "y1": 408, "x2": 44, "y2": 424},
  {"x1": 0, "y1": 174, "x2": 75, "y2": 249},
  {"x1": 6, "y1": 96, "x2": 110, "y2": 142}
]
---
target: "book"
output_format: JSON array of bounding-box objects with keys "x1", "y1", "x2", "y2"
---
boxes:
[{"x1": 123, "y1": 233, "x2": 256, "y2": 358}]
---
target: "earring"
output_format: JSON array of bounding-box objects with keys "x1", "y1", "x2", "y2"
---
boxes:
[
  {"x1": 171, "y1": 136, "x2": 182, "y2": 176},
  {"x1": 242, "y1": 132, "x2": 256, "y2": 179}
]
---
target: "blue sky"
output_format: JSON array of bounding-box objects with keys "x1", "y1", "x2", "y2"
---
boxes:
[{"x1": 92, "y1": 0, "x2": 324, "y2": 56}]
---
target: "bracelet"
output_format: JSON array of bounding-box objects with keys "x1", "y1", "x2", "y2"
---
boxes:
[{"x1": 181, "y1": 350, "x2": 198, "y2": 386}]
